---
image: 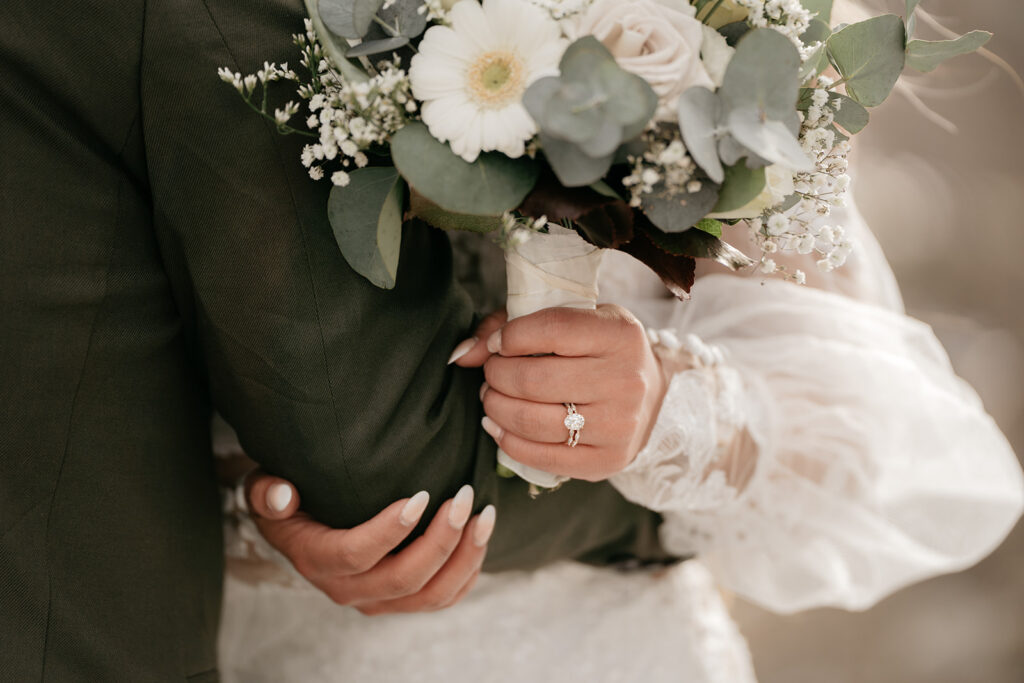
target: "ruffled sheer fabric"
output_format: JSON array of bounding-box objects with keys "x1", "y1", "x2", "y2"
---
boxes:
[{"x1": 605, "y1": 203, "x2": 1024, "y2": 614}]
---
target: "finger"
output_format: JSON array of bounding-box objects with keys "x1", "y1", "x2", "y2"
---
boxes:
[
  {"x1": 245, "y1": 469, "x2": 300, "y2": 520},
  {"x1": 483, "y1": 354, "x2": 605, "y2": 404},
  {"x1": 339, "y1": 485, "x2": 475, "y2": 601},
  {"x1": 480, "y1": 419, "x2": 609, "y2": 481},
  {"x1": 451, "y1": 310, "x2": 508, "y2": 368},
  {"x1": 256, "y1": 491, "x2": 430, "y2": 577},
  {"x1": 482, "y1": 388, "x2": 608, "y2": 446},
  {"x1": 355, "y1": 505, "x2": 495, "y2": 615},
  {"x1": 487, "y1": 304, "x2": 643, "y2": 358}
]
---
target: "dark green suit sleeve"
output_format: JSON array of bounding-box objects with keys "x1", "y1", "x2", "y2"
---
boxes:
[
  {"x1": 142, "y1": 0, "x2": 672, "y2": 567},
  {"x1": 1, "y1": 3, "x2": 222, "y2": 681}
]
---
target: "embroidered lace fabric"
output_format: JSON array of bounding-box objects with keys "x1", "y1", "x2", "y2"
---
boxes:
[{"x1": 217, "y1": 198, "x2": 1023, "y2": 680}]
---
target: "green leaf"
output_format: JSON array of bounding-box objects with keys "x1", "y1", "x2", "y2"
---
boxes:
[
  {"x1": 641, "y1": 181, "x2": 721, "y2": 233},
  {"x1": 537, "y1": 134, "x2": 616, "y2": 188},
  {"x1": 390, "y1": 122, "x2": 539, "y2": 214},
  {"x1": 727, "y1": 108, "x2": 812, "y2": 171},
  {"x1": 801, "y1": 0, "x2": 833, "y2": 24},
  {"x1": 720, "y1": 29, "x2": 803, "y2": 122},
  {"x1": 906, "y1": 31, "x2": 992, "y2": 72},
  {"x1": 694, "y1": 218, "x2": 723, "y2": 238},
  {"x1": 799, "y1": 19, "x2": 832, "y2": 81},
  {"x1": 408, "y1": 190, "x2": 502, "y2": 233},
  {"x1": 304, "y1": 0, "x2": 370, "y2": 83},
  {"x1": 712, "y1": 163, "x2": 766, "y2": 213},
  {"x1": 826, "y1": 15, "x2": 906, "y2": 107},
  {"x1": 643, "y1": 223, "x2": 755, "y2": 271},
  {"x1": 318, "y1": 0, "x2": 385, "y2": 39},
  {"x1": 831, "y1": 93, "x2": 869, "y2": 133},
  {"x1": 677, "y1": 86, "x2": 725, "y2": 183},
  {"x1": 345, "y1": 36, "x2": 410, "y2": 57},
  {"x1": 328, "y1": 167, "x2": 404, "y2": 289}
]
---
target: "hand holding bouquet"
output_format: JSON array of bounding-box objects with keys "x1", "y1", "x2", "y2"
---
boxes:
[{"x1": 221, "y1": 0, "x2": 990, "y2": 485}]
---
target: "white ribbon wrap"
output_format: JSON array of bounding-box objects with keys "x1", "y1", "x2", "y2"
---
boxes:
[{"x1": 499, "y1": 225, "x2": 605, "y2": 488}]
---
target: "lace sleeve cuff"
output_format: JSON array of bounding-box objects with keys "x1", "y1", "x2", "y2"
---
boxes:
[{"x1": 610, "y1": 330, "x2": 764, "y2": 514}]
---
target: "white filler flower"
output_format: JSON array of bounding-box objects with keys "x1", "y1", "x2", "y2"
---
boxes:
[{"x1": 409, "y1": 0, "x2": 567, "y2": 162}]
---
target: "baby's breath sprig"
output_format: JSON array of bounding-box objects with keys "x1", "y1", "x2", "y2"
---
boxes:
[{"x1": 217, "y1": 63, "x2": 313, "y2": 138}]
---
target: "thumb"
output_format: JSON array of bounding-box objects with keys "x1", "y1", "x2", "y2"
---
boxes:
[
  {"x1": 451, "y1": 309, "x2": 509, "y2": 368},
  {"x1": 245, "y1": 469, "x2": 301, "y2": 520}
]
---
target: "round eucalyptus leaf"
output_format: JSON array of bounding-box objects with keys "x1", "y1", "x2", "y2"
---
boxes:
[
  {"x1": 378, "y1": 0, "x2": 428, "y2": 39},
  {"x1": 319, "y1": 0, "x2": 386, "y2": 39},
  {"x1": 641, "y1": 181, "x2": 721, "y2": 233},
  {"x1": 826, "y1": 15, "x2": 906, "y2": 107},
  {"x1": 677, "y1": 86, "x2": 725, "y2": 184},
  {"x1": 538, "y1": 134, "x2": 616, "y2": 188},
  {"x1": 727, "y1": 107, "x2": 813, "y2": 171},
  {"x1": 328, "y1": 167, "x2": 405, "y2": 289},
  {"x1": 831, "y1": 93, "x2": 869, "y2": 133},
  {"x1": 801, "y1": 0, "x2": 834, "y2": 24},
  {"x1": 390, "y1": 122, "x2": 539, "y2": 215},
  {"x1": 720, "y1": 29, "x2": 802, "y2": 122}
]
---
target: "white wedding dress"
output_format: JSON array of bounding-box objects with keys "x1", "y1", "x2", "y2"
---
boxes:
[{"x1": 216, "y1": 197, "x2": 1023, "y2": 682}]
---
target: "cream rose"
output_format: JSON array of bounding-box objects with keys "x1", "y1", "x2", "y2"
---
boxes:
[{"x1": 571, "y1": 0, "x2": 715, "y2": 119}]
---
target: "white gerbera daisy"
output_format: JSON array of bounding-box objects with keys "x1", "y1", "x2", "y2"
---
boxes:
[{"x1": 409, "y1": 0, "x2": 568, "y2": 163}]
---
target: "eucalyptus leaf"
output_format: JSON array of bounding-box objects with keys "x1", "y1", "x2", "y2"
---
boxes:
[
  {"x1": 711, "y1": 163, "x2": 766, "y2": 213},
  {"x1": 346, "y1": 36, "x2": 410, "y2": 57},
  {"x1": 727, "y1": 107, "x2": 813, "y2": 171},
  {"x1": 390, "y1": 122, "x2": 539, "y2": 215},
  {"x1": 538, "y1": 134, "x2": 616, "y2": 188},
  {"x1": 720, "y1": 28, "x2": 803, "y2": 122},
  {"x1": 641, "y1": 181, "x2": 721, "y2": 233},
  {"x1": 408, "y1": 190, "x2": 503, "y2": 233},
  {"x1": 826, "y1": 15, "x2": 906, "y2": 107},
  {"x1": 718, "y1": 21, "x2": 751, "y2": 47},
  {"x1": 318, "y1": 0, "x2": 385, "y2": 39},
  {"x1": 906, "y1": 31, "x2": 992, "y2": 72},
  {"x1": 377, "y1": 0, "x2": 427, "y2": 38},
  {"x1": 831, "y1": 93, "x2": 869, "y2": 133},
  {"x1": 677, "y1": 86, "x2": 725, "y2": 183},
  {"x1": 328, "y1": 167, "x2": 404, "y2": 289},
  {"x1": 304, "y1": 0, "x2": 369, "y2": 83},
  {"x1": 800, "y1": 0, "x2": 833, "y2": 24}
]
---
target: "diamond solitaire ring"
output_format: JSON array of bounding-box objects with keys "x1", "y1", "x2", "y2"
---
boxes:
[{"x1": 563, "y1": 403, "x2": 585, "y2": 448}]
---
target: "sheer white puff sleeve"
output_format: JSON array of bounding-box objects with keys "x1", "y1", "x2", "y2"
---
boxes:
[{"x1": 603, "y1": 202, "x2": 1024, "y2": 615}]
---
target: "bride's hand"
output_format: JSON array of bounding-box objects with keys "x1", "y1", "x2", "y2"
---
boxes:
[
  {"x1": 244, "y1": 471, "x2": 496, "y2": 615},
  {"x1": 455, "y1": 306, "x2": 667, "y2": 482}
]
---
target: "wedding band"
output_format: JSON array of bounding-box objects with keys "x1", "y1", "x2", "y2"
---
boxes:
[{"x1": 563, "y1": 403, "x2": 585, "y2": 448}]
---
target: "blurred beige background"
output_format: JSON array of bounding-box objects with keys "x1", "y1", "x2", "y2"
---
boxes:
[{"x1": 735, "y1": 2, "x2": 1024, "y2": 681}]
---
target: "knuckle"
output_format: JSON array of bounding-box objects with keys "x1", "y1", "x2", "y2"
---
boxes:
[
  {"x1": 384, "y1": 572, "x2": 418, "y2": 597},
  {"x1": 512, "y1": 362, "x2": 538, "y2": 396},
  {"x1": 512, "y1": 406, "x2": 542, "y2": 437}
]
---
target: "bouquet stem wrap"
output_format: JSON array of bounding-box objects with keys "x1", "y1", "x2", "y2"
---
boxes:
[{"x1": 501, "y1": 225, "x2": 605, "y2": 489}]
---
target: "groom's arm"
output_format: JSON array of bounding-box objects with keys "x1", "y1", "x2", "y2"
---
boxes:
[{"x1": 143, "y1": 0, "x2": 673, "y2": 567}]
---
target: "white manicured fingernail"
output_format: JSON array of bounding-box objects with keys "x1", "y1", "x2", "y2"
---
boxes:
[
  {"x1": 473, "y1": 505, "x2": 496, "y2": 547},
  {"x1": 479, "y1": 382, "x2": 489, "y2": 401},
  {"x1": 267, "y1": 483, "x2": 293, "y2": 512},
  {"x1": 486, "y1": 329, "x2": 501, "y2": 354},
  {"x1": 400, "y1": 490, "x2": 430, "y2": 527},
  {"x1": 448, "y1": 485, "x2": 474, "y2": 530},
  {"x1": 481, "y1": 416, "x2": 503, "y2": 443},
  {"x1": 447, "y1": 337, "x2": 477, "y2": 365}
]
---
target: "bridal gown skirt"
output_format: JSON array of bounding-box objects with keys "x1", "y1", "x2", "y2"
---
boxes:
[{"x1": 218, "y1": 560, "x2": 757, "y2": 683}]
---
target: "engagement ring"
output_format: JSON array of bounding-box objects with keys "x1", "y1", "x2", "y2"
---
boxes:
[{"x1": 563, "y1": 403, "x2": 585, "y2": 448}]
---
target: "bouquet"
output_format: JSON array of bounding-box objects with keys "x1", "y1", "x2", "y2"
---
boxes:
[{"x1": 221, "y1": 0, "x2": 988, "y2": 486}]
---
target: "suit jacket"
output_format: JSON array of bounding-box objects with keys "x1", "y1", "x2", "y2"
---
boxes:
[{"x1": 0, "y1": 1, "x2": 673, "y2": 680}]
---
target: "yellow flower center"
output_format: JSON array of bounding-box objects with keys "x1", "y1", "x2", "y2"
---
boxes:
[{"x1": 467, "y1": 51, "x2": 525, "y2": 108}]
